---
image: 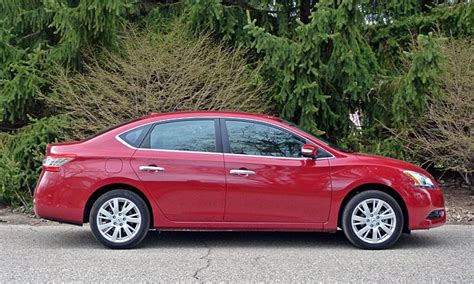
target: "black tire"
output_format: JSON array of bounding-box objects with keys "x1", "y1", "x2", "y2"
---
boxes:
[
  {"x1": 342, "y1": 190, "x2": 404, "y2": 250},
  {"x1": 90, "y1": 190, "x2": 150, "y2": 249}
]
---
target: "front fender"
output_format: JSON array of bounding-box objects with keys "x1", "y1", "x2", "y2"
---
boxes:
[{"x1": 324, "y1": 161, "x2": 412, "y2": 231}]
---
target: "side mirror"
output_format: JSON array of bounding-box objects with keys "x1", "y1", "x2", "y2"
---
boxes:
[{"x1": 301, "y1": 144, "x2": 318, "y2": 159}]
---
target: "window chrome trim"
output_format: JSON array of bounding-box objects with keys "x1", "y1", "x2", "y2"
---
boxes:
[
  {"x1": 116, "y1": 118, "x2": 221, "y2": 154},
  {"x1": 224, "y1": 153, "x2": 334, "y2": 161},
  {"x1": 137, "y1": 148, "x2": 223, "y2": 155},
  {"x1": 115, "y1": 116, "x2": 336, "y2": 159}
]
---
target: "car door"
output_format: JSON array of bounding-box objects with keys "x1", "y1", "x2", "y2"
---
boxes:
[
  {"x1": 222, "y1": 119, "x2": 332, "y2": 223},
  {"x1": 130, "y1": 118, "x2": 226, "y2": 222}
]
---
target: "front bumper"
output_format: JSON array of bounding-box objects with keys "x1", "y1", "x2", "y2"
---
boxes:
[{"x1": 407, "y1": 186, "x2": 446, "y2": 230}]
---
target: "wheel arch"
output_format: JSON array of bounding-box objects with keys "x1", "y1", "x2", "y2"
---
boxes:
[
  {"x1": 337, "y1": 183, "x2": 410, "y2": 233},
  {"x1": 83, "y1": 183, "x2": 154, "y2": 228}
]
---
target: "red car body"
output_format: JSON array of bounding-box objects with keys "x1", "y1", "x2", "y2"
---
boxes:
[{"x1": 34, "y1": 111, "x2": 445, "y2": 233}]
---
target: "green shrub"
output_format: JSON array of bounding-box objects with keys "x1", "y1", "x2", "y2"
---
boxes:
[
  {"x1": 0, "y1": 143, "x2": 29, "y2": 207},
  {"x1": 0, "y1": 116, "x2": 68, "y2": 207}
]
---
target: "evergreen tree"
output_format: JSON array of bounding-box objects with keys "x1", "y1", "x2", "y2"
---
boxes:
[
  {"x1": 185, "y1": 0, "x2": 472, "y2": 140},
  {"x1": 0, "y1": 0, "x2": 135, "y2": 125}
]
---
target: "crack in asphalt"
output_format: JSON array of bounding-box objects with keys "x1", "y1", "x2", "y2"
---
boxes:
[
  {"x1": 192, "y1": 239, "x2": 212, "y2": 282},
  {"x1": 28, "y1": 227, "x2": 39, "y2": 233},
  {"x1": 252, "y1": 255, "x2": 265, "y2": 265}
]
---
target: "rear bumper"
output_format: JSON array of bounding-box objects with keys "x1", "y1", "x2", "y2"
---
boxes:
[
  {"x1": 407, "y1": 186, "x2": 446, "y2": 230},
  {"x1": 33, "y1": 171, "x2": 84, "y2": 225}
]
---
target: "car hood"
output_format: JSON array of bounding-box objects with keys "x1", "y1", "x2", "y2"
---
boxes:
[{"x1": 351, "y1": 152, "x2": 428, "y2": 175}]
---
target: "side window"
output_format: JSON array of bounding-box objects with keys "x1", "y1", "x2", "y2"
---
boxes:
[
  {"x1": 147, "y1": 120, "x2": 216, "y2": 152},
  {"x1": 225, "y1": 120, "x2": 305, "y2": 157},
  {"x1": 118, "y1": 124, "x2": 151, "y2": 148}
]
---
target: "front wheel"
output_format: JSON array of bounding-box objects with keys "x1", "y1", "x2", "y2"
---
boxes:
[
  {"x1": 90, "y1": 190, "x2": 150, "y2": 249},
  {"x1": 342, "y1": 190, "x2": 404, "y2": 249}
]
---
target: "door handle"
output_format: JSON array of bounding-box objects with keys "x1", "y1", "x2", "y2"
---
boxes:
[
  {"x1": 139, "y1": 165, "x2": 165, "y2": 172},
  {"x1": 230, "y1": 169, "x2": 255, "y2": 176}
]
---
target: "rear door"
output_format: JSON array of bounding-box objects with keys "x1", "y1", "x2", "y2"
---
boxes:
[
  {"x1": 130, "y1": 118, "x2": 226, "y2": 222},
  {"x1": 222, "y1": 119, "x2": 332, "y2": 223}
]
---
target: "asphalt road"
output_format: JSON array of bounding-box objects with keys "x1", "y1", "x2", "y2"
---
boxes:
[{"x1": 0, "y1": 224, "x2": 472, "y2": 282}]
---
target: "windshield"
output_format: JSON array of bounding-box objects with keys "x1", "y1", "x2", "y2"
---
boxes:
[{"x1": 281, "y1": 119, "x2": 351, "y2": 152}]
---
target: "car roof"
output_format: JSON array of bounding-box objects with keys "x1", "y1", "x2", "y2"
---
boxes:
[{"x1": 142, "y1": 111, "x2": 282, "y2": 122}]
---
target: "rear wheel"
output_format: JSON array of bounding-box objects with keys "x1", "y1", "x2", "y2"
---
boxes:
[
  {"x1": 342, "y1": 190, "x2": 403, "y2": 249},
  {"x1": 90, "y1": 190, "x2": 150, "y2": 249}
]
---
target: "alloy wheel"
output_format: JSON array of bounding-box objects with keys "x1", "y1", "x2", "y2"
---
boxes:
[
  {"x1": 351, "y1": 198, "x2": 396, "y2": 244},
  {"x1": 96, "y1": 197, "x2": 142, "y2": 243}
]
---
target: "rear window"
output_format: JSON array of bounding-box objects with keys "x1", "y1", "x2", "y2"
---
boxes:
[{"x1": 118, "y1": 124, "x2": 152, "y2": 148}]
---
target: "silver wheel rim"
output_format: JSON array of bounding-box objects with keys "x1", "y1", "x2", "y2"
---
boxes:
[
  {"x1": 96, "y1": 197, "x2": 142, "y2": 243},
  {"x1": 351, "y1": 198, "x2": 396, "y2": 244}
]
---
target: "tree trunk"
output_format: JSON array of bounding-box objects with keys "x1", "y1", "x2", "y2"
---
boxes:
[{"x1": 300, "y1": 0, "x2": 312, "y2": 24}]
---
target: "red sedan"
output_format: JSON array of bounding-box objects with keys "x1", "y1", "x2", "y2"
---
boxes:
[{"x1": 34, "y1": 111, "x2": 446, "y2": 249}]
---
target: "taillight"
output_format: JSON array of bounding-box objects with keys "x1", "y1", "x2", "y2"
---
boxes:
[{"x1": 42, "y1": 154, "x2": 76, "y2": 172}]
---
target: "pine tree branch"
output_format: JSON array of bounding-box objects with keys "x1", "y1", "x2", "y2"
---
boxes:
[
  {"x1": 222, "y1": 0, "x2": 280, "y2": 14},
  {"x1": 20, "y1": 31, "x2": 42, "y2": 41}
]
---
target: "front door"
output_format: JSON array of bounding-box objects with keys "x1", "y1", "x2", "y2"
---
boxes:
[
  {"x1": 131, "y1": 119, "x2": 226, "y2": 222},
  {"x1": 222, "y1": 119, "x2": 332, "y2": 223}
]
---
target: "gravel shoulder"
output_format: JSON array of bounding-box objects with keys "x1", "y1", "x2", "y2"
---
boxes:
[{"x1": 443, "y1": 184, "x2": 474, "y2": 224}]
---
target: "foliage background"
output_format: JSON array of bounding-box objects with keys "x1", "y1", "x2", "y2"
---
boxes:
[{"x1": 0, "y1": 0, "x2": 472, "y2": 207}]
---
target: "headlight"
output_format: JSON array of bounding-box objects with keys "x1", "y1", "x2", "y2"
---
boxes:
[{"x1": 403, "y1": 170, "x2": 435, "y2": 189}]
